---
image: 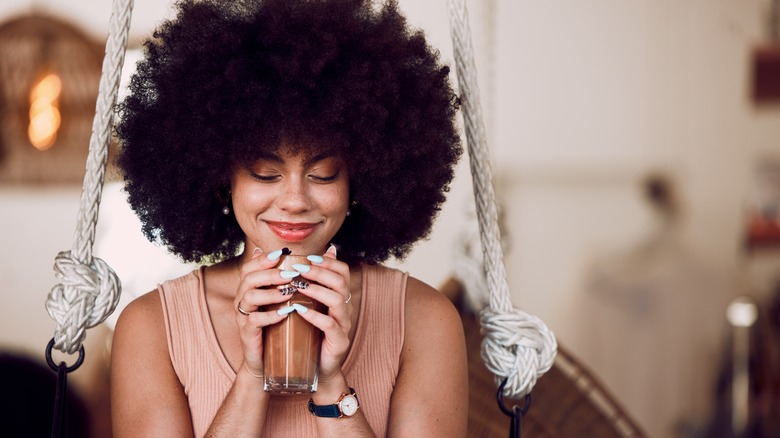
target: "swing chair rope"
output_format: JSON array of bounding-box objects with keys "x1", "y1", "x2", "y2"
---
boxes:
[
  {"x1": 446, "y1": 0, "x2": 557, "y2": 399},
  {"x1": 45, "y1": 0, "x2": 133, "y2": 355}
]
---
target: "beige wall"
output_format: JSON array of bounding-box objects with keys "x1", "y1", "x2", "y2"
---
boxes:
[{"x1": 2, "y1": 1, "x2": 779, "y2": 437}]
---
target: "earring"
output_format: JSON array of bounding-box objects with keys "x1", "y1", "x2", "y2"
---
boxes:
[
  {"x1": 346, "y1": 199, "x2": 358, "y2": 217},
  {"x1": 218, "y1": 185, "x2": 232, "y2": 216}
]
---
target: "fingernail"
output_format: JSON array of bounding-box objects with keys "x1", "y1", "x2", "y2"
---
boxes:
[
  {"x1": 280, "y1": 270, "x2": 300, "y2": 279},
  {"x1": 291, "y1": 279, "x2": 309, "y2": 290},
  {"x1": 278, "y1": 284, "x2": 297, "y2": 295},
  {"x1": 267, "y1": 249, "x2": 283, "y2": 261},
  {"x1": 292, "y1": 263, "x2": 310, "y2": 273},
  {"x1": 253, "y1": 247, "x2": 263, "y2": 255},
  {"x1": 326, "y1": 244, "x2": 337, "y2": 257},
  {"x1": 307, "y1": 255, "x2": 324, "y2": 264},
  {"x1": 277, "y1": 306, "x2": 295, "y2": 315},
  {"x1": 292, "y1": 303, "x2": 309, "y2": 314}
]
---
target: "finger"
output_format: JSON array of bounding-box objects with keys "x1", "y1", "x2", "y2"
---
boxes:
[
  {"x1": 239, "y1": 308, "x2": 288, "y2": 329},
  {"x1": 240, "y1": 267, "x2": 299, "y2": 292},
  {"x1": 291, "y1": 305, "x2": 350, "y2": 353},
  {"x1": 293, "y1": 282, "x2": 352, "y2": 333},
  {"x1": 292, "y1": 249, "x2": 350, "y2": 293},
  {"x1": 235, "y1": 309, "x2": 288, "y2": 367},
  {"x1": 239, "y1": 247, "x2": 289, "y2": 278},
  {"x1": 238, "y1": 247, "x2": 309, "y2": 300},
  {"x1": 294, "y1": 283, "x2": 349, "y2": 316},
  {"x1": 236, "y1": 286, "x2": 291, "y2": 312},
  {"x1": 323, "y1": 244, "x2": 337, "y2": 260},
  {"x1": 290, "y1": 264, "x2": 349, "y2": 299}
]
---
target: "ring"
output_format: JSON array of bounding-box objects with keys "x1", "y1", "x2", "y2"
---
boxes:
[
  {"x1": 345, "y1": 292, "x2": 352, "y2": 304},
  {"x1": 237, "y1": 302, "x2": 252, "y2": 316}
]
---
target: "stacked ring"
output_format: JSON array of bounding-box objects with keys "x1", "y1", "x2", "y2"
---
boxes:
[{"x1": 237, "y1": 303, "x2": 252, "y2": 315}]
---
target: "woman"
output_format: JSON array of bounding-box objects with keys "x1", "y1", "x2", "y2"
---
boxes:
[{"x1": 110, "y1": 0, "x2": 467, "y2": 436}]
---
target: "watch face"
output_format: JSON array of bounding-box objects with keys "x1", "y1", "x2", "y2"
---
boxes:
[{"x1": 340, "y1": 394, "x2": 359, "y2": 417}]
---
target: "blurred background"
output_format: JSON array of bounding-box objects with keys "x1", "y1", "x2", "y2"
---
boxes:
[{"x1": 1, "y1": 0, "x2": 779, "y2": 436}]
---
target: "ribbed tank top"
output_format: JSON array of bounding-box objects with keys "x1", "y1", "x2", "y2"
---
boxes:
[{"x1": 159, "y1": 264, "x2": 407, "y2": 437}]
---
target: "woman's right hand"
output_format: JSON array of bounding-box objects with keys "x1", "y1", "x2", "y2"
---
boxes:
[{"x1": 233, "y1": 248, "x2": 294, "y2": 378}]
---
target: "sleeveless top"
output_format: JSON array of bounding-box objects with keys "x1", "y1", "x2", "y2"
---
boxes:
[{"x1": 158, "y1": 264, "x2": 407, "y2": 437}]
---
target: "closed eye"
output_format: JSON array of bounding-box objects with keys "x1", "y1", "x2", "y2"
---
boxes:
[
  {"x1": 248, "y1": 169, "x2": 280, "y2": 182},
  {"x1": 309, "y1": 171, "x2": 340, "y2": 183}
]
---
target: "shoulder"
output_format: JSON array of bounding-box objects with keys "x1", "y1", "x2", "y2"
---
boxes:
[
  {"x1": 113, "y1": 289, "x2": 166, "y2": 351},
  {"x1": 362, "y1": 265, "x2": 458, "y2": 319},
  {"x1": 114, "y1": 265, "x2": 201, "y2": 337},
  {"x1": 402, "y1": 275, "x2": 465, "y2": 359},
  {"x1": 404, "y1": 276, "x2": 462, "y2": 329}
]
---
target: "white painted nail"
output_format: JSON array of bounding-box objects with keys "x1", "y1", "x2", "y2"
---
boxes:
[
  {"x1": 307, "y1": 255, "x2": 324, "y2": 264},
  {"x1": 292, "y1": 263, "x2": 310, "y2": 273},
  {"x1": 277, "y1": 306, "x2": 295, "y2": 316},
  {"x1": 292, "y1": 303, "x2": 309, "y2": 314},
  {"x1": 280, "y1": 270, "x2": 300, "y2": 279}
]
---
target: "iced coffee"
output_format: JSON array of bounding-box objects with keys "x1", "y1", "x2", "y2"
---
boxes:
[{"x1": 263, "y1": 254, "x2": 325, "y2": 393}]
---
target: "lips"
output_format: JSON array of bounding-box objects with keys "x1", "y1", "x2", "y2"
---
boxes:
[{"x1": 265, "y1": 221, "x2": 318, "y2": 242}]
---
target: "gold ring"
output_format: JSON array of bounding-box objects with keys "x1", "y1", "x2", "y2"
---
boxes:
[
  {"x1": 237, "y1": 302, "x2": 252, "y2": 316},
  {"x1": 345, "y1": 292, "x2": 352, "y2": 304}
]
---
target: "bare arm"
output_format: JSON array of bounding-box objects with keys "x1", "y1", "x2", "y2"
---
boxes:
[
  {"x1": 110, "y1": 288, "x2": 280, "y2": 438},
  {"x1": 387, "y1": 277, "x2": 469, "y2": 437},
  {"x1": 202, "y1": 365, "x2": 272, "y2": 437},
  {"x1": 110, "y1": 291, "x2": 195, "y2": 437}
]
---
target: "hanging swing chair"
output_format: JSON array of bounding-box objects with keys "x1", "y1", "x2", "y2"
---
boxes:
[{"x1": 45, "y1": 0, "x2": 560, "y2": 436}]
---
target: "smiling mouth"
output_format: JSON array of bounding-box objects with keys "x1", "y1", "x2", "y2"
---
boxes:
[{"x1": 266, "y1": 221, "x2": 318, "y2": 242}]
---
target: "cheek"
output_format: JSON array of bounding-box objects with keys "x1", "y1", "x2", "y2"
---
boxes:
[
  {"x1": 232, "y1": 186, "x2": 274, "y2": 215},
  {"x1": 327, "y1": 185, "x2": 350, "y2": 215}
]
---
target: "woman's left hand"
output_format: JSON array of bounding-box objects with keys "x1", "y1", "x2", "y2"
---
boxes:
[{"x1": 290, "y1": 245, "x2": 353, "y2": 385}]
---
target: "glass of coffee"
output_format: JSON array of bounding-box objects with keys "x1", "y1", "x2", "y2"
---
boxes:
[{"x1": 263, "y1": 254, "x2": 325, "y2": 393}]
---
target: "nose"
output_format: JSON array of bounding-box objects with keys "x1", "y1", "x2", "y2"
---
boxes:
[{"x1": 276, "y1": 178, "x2": 311, "y2": 213}]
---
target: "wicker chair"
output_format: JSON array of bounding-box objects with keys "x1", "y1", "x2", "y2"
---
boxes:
[{"x1": 440, "y1": 278, "x2": 647, "y2": 437}]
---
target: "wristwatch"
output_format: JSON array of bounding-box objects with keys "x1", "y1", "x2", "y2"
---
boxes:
[{"x1": 308, "y1": 387, "x2": 360, "y2": 418}]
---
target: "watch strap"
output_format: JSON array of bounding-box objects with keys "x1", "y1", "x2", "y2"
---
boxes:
[
  {"x1": 308, "y1": 401, "x2": 341, "y2": 418},
  {"x1": 308, "y1": 387, "x2": 357, "y2": 418}
]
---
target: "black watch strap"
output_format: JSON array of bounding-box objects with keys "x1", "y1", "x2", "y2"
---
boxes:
[{"x1": 307, "y1": 387, "x2": 357, "y2": 418}]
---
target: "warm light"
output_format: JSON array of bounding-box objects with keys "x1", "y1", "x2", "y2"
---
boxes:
[
  {"x1": 28, "y1": 73, "x2": 62, "y2": 151},
  {"x1": 726, "y1": 297, "x2": 758, "y2": 327}
]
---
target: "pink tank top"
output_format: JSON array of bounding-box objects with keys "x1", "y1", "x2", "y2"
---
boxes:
[{"x1": 159, "y1": 264, "x2": 407, "y2": 437}]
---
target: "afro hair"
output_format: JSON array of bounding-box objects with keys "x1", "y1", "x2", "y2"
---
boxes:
[{"x1": 116, "y1": 0, "x2": 462, "y2": 265}]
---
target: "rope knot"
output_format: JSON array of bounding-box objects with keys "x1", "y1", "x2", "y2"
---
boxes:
[
  {"x1": 480, "y1": 306, "x2": 557, "y2": 399},
  {"x1": 46, "y1": 251, "x2": 121, "y2": 354}
]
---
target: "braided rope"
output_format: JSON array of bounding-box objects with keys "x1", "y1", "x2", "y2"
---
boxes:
[
  {"x1": 446, "y1": 0, "x2": 557, "y2": 398},
  {"x1": 45, "y1": 0, "x2": 133, "y2": 354}
]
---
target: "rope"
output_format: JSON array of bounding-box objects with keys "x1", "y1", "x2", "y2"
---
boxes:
[
  {"x1": 446, "y1": 0, "x2": 557, "y2": 398},
  {"x1": 45, "y1": 0, "x2": 133, "y2": 355}
]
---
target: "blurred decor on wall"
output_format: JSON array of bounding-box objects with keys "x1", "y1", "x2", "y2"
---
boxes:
[
  {"x1": 752, "y1": 0, "x2": 780, "y2": 105},
  {"x1": 745, "y1": 156, "x2": 780, "y2": 251},
  {"x1": 0, "y1": 14, "x2": 102, "y2": 185}
]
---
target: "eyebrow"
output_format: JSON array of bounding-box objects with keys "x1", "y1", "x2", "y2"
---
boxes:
[{"x1": 252, "y1": 150, "x2": 338, "y2": 167}]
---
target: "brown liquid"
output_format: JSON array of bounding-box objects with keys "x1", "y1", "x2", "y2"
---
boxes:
[{"x1": 263, "y1": 255, "x2": 325, "y2": 393}]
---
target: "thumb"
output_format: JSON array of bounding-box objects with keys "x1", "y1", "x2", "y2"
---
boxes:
[{"x1": 323, "y1": 244, "x2": 338, "y2": 259}]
